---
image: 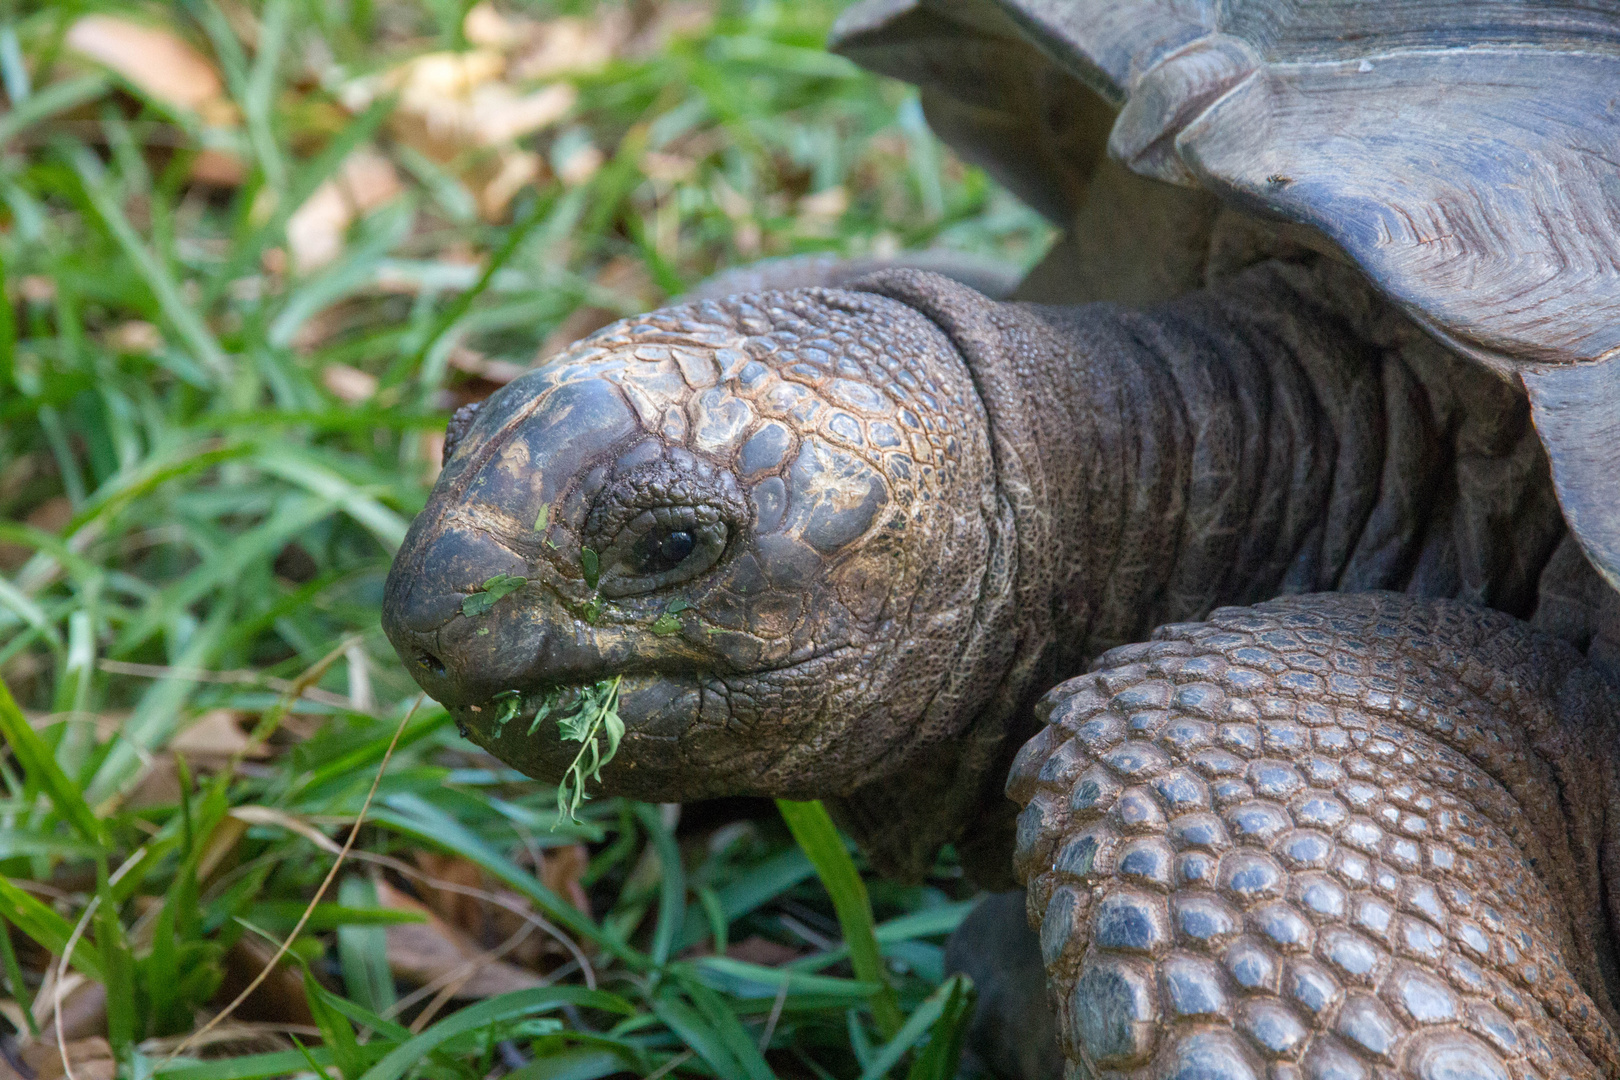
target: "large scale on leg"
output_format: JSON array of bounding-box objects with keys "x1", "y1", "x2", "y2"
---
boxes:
[
  {"x1": 382, "y1": 3, "x2": 1620, "y2": 1078},
  {"x1": 1010, "y1": 594, "x2": 1620, "y2": 1079}
]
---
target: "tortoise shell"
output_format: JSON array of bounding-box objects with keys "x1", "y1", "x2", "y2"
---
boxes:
[{"x1": 831, "y1": 0, "x2": 1620, "y2": 591}]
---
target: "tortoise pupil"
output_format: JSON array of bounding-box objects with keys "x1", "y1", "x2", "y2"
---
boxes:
[{"x1": 642, "y1": 529, "x2": 695, "y2": 573}]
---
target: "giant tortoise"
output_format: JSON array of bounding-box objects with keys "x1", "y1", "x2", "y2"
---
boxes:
[{"x1": 382, "y1": 2, "x2": 1620, "y2": 1077}]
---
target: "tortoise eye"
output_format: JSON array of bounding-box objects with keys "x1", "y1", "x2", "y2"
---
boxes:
[
  {"x1": 634, "y1": 529, "x2": 696, "y2": 574},
  {"x1": 596, "y1": 513, "x2": 727, "y2": 597}
]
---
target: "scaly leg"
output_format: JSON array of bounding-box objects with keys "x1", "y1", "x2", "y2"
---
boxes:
[{"x1": 1009, "y1": 593, "x2": 1620, "y2": 1080}]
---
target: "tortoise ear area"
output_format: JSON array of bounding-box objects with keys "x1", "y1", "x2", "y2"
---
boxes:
[
  {"x1": 1523, "y1": 358, "x2": 1620, "y2": 592},
  {"x1": 442, "y1": 401, "x2": 484, "y2": 465}
]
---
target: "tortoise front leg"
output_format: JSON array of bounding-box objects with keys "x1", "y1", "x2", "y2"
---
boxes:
[{"x1": 1008, "y1": 593, "x2": 1620, "y2": 1080}]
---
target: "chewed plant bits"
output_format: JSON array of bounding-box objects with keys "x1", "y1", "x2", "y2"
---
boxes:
[
  {"x1": 461, "y1": 573, "x2": 528, "y2": 618},
  {"x1": 550, "y1": 676, "x2": 624, "y2": 823}
]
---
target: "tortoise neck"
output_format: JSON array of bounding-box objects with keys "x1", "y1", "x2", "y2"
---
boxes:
[{"x1": 839, "y1": 263, "x2": 1423, "y2": 882}]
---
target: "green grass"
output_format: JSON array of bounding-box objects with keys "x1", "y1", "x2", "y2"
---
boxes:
[{"x1": 0, "y1": 0, "x2": 1051, "y2": 1076}]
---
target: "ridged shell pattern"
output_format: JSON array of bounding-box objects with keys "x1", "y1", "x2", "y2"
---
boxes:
[{"x1": 1008, "y1": 592, "x2": 1620, "y2": 1080}]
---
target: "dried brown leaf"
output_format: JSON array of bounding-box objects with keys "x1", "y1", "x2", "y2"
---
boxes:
[
  {"x1": 447, "y1": 347, "x2": 527, "y2": 385},
  {"x1": 65, "y1": 16, "x2": 235, "y2": 125},
  {"x1": 216, "y1": 937, "x2": 314, "y2": 1027},
  {"x1": 537, "y1": 844, "x2": 592, "y2": 915},
  {"x1": 286, "y1": 147, "x2": 404, "y2": 271},
  {"x1": 510, "y1": 13, "x2": 631, "y2": 81},
  {"x1": 171, "y1": 708, "x2": 263, "y2": 761},
  {"x1": 376, "y1": 882, "x2": 542, "y2": 998},
  {"x1": 556, "y1": 142, "x2": 604, "y2": 188},
  {"x1": 642, "y1": 151, "x2": 696, "y2": 185},
  {"x1": 725, "y1": 935, "x2": 800, "y2": 967},
  {"x1": 478, "y1": 150, "x2": 541, "y2": 221},
  {"x1": 189, "y1": 147, "x2": 249, "y2": 187},
  {"x1": 463, "y1": 3, "x2": 526, "y2": 50},
  {"x1": 379, "y1": 46, "x2": 575, "y2": 164},
  {"x1": 321, "y1": 363, "x2": 380, "y2": 404},
  {"x1": 28, "y1": 974, "x2": 105, "y2": 1048},
  {"x1": 20, "y1": 1036, "x2": 114, "y2": 1080},
  {"x1": 106, "y1": 321, "x2": 162, "y2": 355}
]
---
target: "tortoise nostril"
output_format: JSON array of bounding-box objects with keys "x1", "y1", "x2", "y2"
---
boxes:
[{"x1": 415, "y1": 650, "x2": 447, "y2": 678}]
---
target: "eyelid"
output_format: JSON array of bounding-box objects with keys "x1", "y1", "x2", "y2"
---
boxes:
[{"x1": 595, "y1": 515, "x2": 728, "y2": 598}]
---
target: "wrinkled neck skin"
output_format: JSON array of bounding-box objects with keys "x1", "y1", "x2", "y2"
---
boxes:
[{"x1": 843, "y1": 261, "x2": 1566, "y2": 883}]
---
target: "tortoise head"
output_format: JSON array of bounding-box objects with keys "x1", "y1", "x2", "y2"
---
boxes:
[{"x1": 382, "y1": 285, "x2": 1011, "y2": 802}]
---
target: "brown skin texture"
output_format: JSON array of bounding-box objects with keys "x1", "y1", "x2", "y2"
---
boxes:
[
  {"x1": 1011, "y1": 592, "x2": 1620, "y2": 1079},
  {"x1": 383, "y1": 261, "x2": 1620, "y2": 1080},
  {"x1": 384, "y1": 259, "x2": 1570, "y2": 881}
]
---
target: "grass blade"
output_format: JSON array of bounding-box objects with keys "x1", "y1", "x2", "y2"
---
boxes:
[
  {"x1": 855, "y1": 975, "x2": 969, "y2": 1080},
  {"x1": 0, "y1": 676, "x2": 104, "y2": 845},
  {"x1": 0, "y1": 74, "x2": 109, "y2": 145},
  {"x1": 356, "y1": 988, "x2": 635, "y2": 1080},
  {"x1": 97, "y1": 858, "x2": 138, "y2": 1054},
  {"x1": 632, "y1": 801, "x2": 685, "y2": 969},
  {"x1": 775, "y1": 800, "x2": 901, "y2": 1039},
  {"x1": 67, "y1": 143, "x2": 233, "y2": 383},
  {"x1": 672, "y1": 848, "x2": 813, "y2": 951},
  {"x1": 0, "y1": 913, "x2": 39, "y2": 1035},
  {"x1": 650, "y1": 993, "x2": 747, "y2": 1080},
  {"x1": 157, "y1": 1048, "x2": 345, "y2": 1080},
  {"x1": 335, "y1": 877, "x2": 396, "y2": 1016},
  {"x1": 0, "y1": 875, "x2": 105, "y2": 982},
  {"x1": 903, "y1": 975, "x2": 973, "y2": 1080}
]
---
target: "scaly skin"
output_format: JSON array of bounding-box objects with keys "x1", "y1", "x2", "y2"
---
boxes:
[
  {"x1": 383, "y1": 261, "x2": 1571, "y2": 882},
  {"x1": 382, "y1": 261, "x2": 1620, "y2": 1080},
  {"x1": 1008, "y1": 592, "x2": 1620, "y2": 1079}
]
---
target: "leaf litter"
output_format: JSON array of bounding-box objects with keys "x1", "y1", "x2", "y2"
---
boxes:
[{"x1": 0, "y1": 0, "x2": 1052, "y2": 1070}]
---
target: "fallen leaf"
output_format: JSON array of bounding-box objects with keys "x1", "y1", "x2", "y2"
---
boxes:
[
  {"x1": 385, "y1": 49, "x2": 575, "y2": 161},
  {"x1": 410, "y1": 850, "x2": 587, "y2": 969},
  {"x1": 478, "y1": 149, "x2": 541, "y2": 221},
  {"x1": 726, "y1": 935, "x2": 801, "y2": 966},
  {"x1": 66, "y1": 15, "x2": 235, "y2": 125},
  {"x1": 20, "y1": 1036, "x2": 115, "y2": 1080},
  {"x1": 217, "y1": 936, "x2": 314, "y2": 1026},
  {"x1": 286, "y1": 146, "x2": 404, "y2": 271},
  {"x1": 106, "y1": 320, "x2": 162, "y2": 355},
  {"x1": 510, "y1": 13, "x2": 631, "y2": 81},
  {"x1": 322, "y1": 363, "x2": 379, "y2": 403},
  {"x1": 463, "y1": 2, "x2": 525, "y2": 51},
  {"x1": 16, "y1": 275, "x2": 55, "y2": 303},
  {"x1": 189, "y1": 147, "x2": 249, "y2": 187},
  {"x1": 798, "y1": 185, "x2": 849, "y2": 222},
  {"x1": 27, "y1": 972, "x2": 106, "y2": 1048},
  {"x1": 376, "y1": 881, "x2": 542, "y2": 998},
  {"x1": 171, "y1": 708, "x2": 262, "y2": 761},
  {"x1": 556, "y1": 141, "x2": 604, "y2": 187},
  {"x1": 448, "y1": 347, "x2": 526, "y2": 385},
  {"x1": 642, "y1": 150, "x2": 696, "y2": 185},
  {"x1": 631, "y1": 0, "x2": 716, "y2": 57},
  {"x1": 538, "y1": 843, "x2": 592, "y2": 915}
]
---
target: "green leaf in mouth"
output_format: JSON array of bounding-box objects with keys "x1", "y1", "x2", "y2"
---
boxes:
[
  {"x1": 580, "y1": 547, "x2": 600, "y2": 590},
  {"x1": 551, "y1": 676, "x2": 625, "y2": 824},
  {"x1": 461, "y1": 573, "x2": 528, "y2": 618}
]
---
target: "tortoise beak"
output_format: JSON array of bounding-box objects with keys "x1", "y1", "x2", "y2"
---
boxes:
[
  {"x1": 382, "y1": 522, "x2": 533, "y2": 706},
  {"x1": 382, "y1": 363, "x2": 643, "y2": 707}
]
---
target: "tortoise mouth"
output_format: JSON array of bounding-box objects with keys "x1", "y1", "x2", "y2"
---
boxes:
[{"x1": 449, "y1": 672, "x2": 761, "y2": 801}]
